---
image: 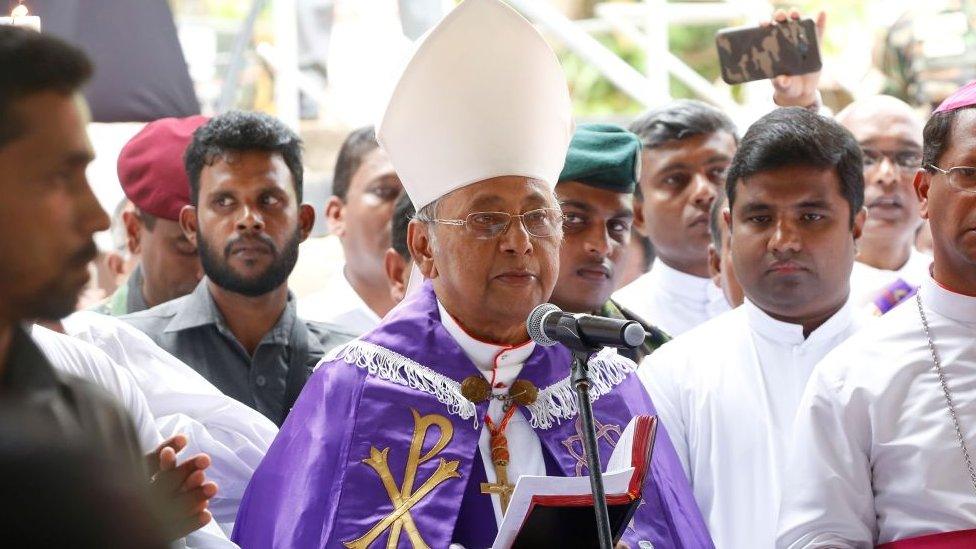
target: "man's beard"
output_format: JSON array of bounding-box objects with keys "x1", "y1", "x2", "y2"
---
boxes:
[
  {"x1": 28, "y1": 242, "x2": 99, "y2": 321},
  {"x1": 198, "y1": 229, "x2": 301, "y2": 298}
]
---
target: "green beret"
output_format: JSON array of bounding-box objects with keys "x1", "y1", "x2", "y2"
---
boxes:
[{"x1": 557, "y1": 123, "x2": 641, "y2": 193}]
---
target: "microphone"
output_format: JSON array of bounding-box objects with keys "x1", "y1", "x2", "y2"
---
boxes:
[{"x1": 527, "y1": 303, "x2": 646, "y2": 350}]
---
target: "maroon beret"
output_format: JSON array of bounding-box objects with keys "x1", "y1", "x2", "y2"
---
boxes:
[{"x1": 117, "y1": 115, "x2": 209, "y2": 221}]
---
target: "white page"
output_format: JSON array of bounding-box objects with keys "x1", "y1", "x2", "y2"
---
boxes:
[{"x1": 491, "y1": 416, "x2": 646, "y2": 549}]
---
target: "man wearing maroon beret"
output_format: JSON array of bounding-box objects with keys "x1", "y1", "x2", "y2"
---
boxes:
[
  {"x1": 94, "y1": 116, "x2": 206, "y2": 316},
  {"x1": 122, "y1": 111, "x2": 354, "y2": 425}
]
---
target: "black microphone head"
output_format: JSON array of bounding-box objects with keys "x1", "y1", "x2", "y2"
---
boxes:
[{"x1": 527, "y1": 303, "x2": 561, "y2": 347}]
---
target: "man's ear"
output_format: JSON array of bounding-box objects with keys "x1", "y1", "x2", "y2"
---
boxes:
[
  {"x1": 298, "y1": 203, "x2": 316, "y2": 242},
  {"x1": 325, "y1": 196, "x2": 346, "y2": 237},
  {"x1": 121, "y1": 210, "x2": 143, "y2": 256},
  {"x1": 384, "y1": 248, "x2": 409, "y2": 304},
  {"x1": 914, "y1": 169, "x2": 931, "y2": 220},
  {"x1": 852, "y1": 206, "x2": 867, "y2": 241},
  {"x1": 632, "y1": 194, "x2": 647, "y2": 235},
  {"x1": 407, "y1": 220, "x2": 438, "y2": 279},
  {"x1": 708, "y1": 243, "x2": 722, "y2": 280},
  {"x1": 179, "y1": 205, "x2": 199, "y2": 247},
  {"x1": 104, "y1": 251, "x2": 127, "y2": 282}
]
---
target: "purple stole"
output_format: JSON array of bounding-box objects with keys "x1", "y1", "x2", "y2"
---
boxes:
[
  {"x1": 870, "y1": 278, "x2": 919, "y2": 316},
  {"x1": 233, "y1": 282, "x2": 712, "y2": 548}
]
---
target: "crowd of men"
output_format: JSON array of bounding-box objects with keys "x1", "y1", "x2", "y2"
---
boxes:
[{"x1": 2, "y1": 1, "x2": 976, "y2": 547}]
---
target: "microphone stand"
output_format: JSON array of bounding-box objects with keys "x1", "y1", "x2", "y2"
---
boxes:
[
  {"x1": 539, "y1": 309, "x2": 644, "y2": 549},
  {"x1": 570, "y1": 347, "x2": 614, "y2": 549}
]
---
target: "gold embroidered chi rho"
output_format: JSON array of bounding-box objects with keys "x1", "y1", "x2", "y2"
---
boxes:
[{"x1": 343, "y1": 409, "x2": 461, "y2": 549}]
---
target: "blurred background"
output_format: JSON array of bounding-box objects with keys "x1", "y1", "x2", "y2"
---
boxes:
[{"x1": 8, "y1": 0, "x2": 975, "y2": 235}]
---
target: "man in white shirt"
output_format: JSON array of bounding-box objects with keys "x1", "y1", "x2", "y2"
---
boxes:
[
  {"x1": 776, "y1": 81, "x2": 976, "y2": 549},
  {"x1": 298, "y1": 126, "x2": 403, "y2": 334},
  {"x1": 836, "y1": 97, "x2": 933, "y2": 310},
  {"x1": 61, "y1": 310, "x2": 278, "y2": 536},
  {"x1": 613, "y1": 100, "x2": 737, "y2": 336},
  {"x1": 31, "y1": 325, "x2": 235, "y2": 549},
  {"x1": 641, "y1": 107, "x2": 869, "y2": 548}
]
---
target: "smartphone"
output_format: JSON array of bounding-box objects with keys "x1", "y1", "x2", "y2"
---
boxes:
[{"x1": 715, "y1": 18, "x2": 822, "y2": 85}]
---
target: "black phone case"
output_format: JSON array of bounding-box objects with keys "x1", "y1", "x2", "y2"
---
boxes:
[{"x1": 715, "y1": 18, "x2": 822, "y2": 85}]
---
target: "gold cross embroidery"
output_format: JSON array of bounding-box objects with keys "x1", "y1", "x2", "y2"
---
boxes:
[{"x1": 344, "y1": 409, "x2": 462, "y2": 549}]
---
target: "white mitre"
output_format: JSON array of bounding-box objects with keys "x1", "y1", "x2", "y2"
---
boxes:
[{"x1": 377, "y1": 0, "x2": 574, "y2": 209}]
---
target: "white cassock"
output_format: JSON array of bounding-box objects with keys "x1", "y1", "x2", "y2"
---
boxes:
[
  {"x1": 612, "y1": 258, "x2": 729, "y2": 337},
  {"x1": 849, "y1": 248, "x2": 932, "y2": 307},
  {"x1": 30, "y1": 325, "x2": 236, "y2": 549},
  {"x1": 777, "y1": 275, "x2": 976, "y2": 548},
  {"x1": 438, "y1": 302, "x2": 546, "y2": 526},
  {"x1": 640, "y1": 298, "x2": 865, "y2": 549},
  {"x1": 297, "y1": 264, "x2": 381, "y2": 336},
  {"x1": 59, "y1": 311, "x2": 279, "y2": 537}
]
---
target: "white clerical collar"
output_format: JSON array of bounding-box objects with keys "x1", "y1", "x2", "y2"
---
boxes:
[
  {"x1": 650, "y1": 258, "x2": 713, "y2": 301},
  {"x1": 743, "y1": 295, "x2": 855, "y2": 346},
  {"x1": 437, "y1": 300, "x2": 536, "y2": 386},
  {"x1": 919, "y1": 275, "x2": 976, "y2": 324}
]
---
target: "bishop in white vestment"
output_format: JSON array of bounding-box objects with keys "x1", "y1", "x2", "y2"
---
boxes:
[{"x1": 776, "y1": 276, "x2": 976, "y2": 547}]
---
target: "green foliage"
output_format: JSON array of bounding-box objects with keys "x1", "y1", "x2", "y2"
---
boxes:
[{"x1": 558, "y1": 33, "x2": 647, "y2": 117}]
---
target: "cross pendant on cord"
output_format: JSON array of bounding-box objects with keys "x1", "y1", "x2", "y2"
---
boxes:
[{"x1": 481, "y1": 460, "x2": 515, "y2": 514}]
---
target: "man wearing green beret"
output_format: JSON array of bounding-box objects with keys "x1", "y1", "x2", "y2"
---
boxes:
[{"x1": 550, "y1": 124, "x2": 669, "y2": 364}]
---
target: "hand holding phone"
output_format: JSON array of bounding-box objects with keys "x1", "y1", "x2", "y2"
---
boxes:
[{"x1": 716, "y1": 11, "x2": 824, "y2": 87}]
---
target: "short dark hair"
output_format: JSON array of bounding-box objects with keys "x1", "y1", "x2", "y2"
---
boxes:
[
  {"x1": 184, "y1": 110, "x2": 304, "y2": 205},
  {"x1": 629, "y1": 100, "x2": 738, "y2": 198},
  {"x1": 709, "y1": 192, "x2": 727, "y2": 251},
  {"x1": 0, "y1": 27, "x2": 93, "y2": 147},
  {"x1": 725, "y1": 107, "x2": 864, "y2": 226},
  {"x1": 136, "y1": 209, "x2": 157, "y2": 231},
  {"x1": 391, "y1": 192, "x2": 415, "y2": 261},
  {"x1": 332, "y1": 126, "x2": 380, "y2": 202},
  {"x1": 632, "y1": 231, "x2": 655, "y2": 271},
  {"x1": 922, "y1": 106, "x2": 976, "y2": 170}
]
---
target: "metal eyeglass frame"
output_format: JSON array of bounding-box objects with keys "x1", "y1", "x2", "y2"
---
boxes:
[
  {"x1": 423, "y1": 207, "x2": 565, "y2": 239},
  {"x1": 926, "y1": 163, "x2": 976, "y2": 193}
]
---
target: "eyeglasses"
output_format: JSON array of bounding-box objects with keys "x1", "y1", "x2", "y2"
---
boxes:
[
  {"x1": 427, "y1": 207, "x2": 565, "y2": 239},
  {"x1": 862, "y1": 148, "x2": 922, "y2": 171},
  {"x1": 926, "y1": 164, "x2": 976, "y2": 193}
]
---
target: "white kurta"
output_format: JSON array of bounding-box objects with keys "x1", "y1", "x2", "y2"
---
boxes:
[
  {"x1": 437, "y1": 302, "x2": 546, "y2": 526},
  {"x1": 640, "y1": 298, "x2": 864, "y2": 549},
  {"x1": 30, "y1": 325, "x2": 236, "y2": 549},
  {"x1": 612, "y1": 259, "x2": 729, "y2": 337},
  {"x1": 849, "y1": 247, "x2": 932, "y2": 308},
  {"x1": 60, "y1": 311, "x2": 279, "y2": 538},
  {"x1": 777, "y1": 276, "x2": 976, "y2": 548},
  {"x1": 297, "y1": 264, "x2": 382, "y2": 336}
]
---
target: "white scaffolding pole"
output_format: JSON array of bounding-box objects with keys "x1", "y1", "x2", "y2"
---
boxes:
[
  {"x1": 504, "y1": 0, "x2": 663, "y2": 107},
  {"x1": 273, "y1": 0, "x2": 301, "y2": 131},
  {"x1": 643, "y1": 0, "x2": 671, "y2": 105}
]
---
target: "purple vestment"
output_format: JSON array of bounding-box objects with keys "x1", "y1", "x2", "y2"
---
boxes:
[{"x1": 233, "y1": 282, "x2": 712, "y2": 548}]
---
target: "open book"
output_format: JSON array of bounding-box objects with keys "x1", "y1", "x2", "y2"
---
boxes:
[{"x1": 490, "y1": 415, "x2": 658, "y2": 549}]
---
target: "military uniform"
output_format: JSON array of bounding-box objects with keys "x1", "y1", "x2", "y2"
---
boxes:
[
  {"x1": 600, "y1": 299, "x2": 670, "y2": 364},
  {"x1": 91, "y1": 264, "x2": 149, "y2": 317}
]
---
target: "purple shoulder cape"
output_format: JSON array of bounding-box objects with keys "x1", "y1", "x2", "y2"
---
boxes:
[{"x1": 233, "y1": 282, "x2": 712, "y2": 548}]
